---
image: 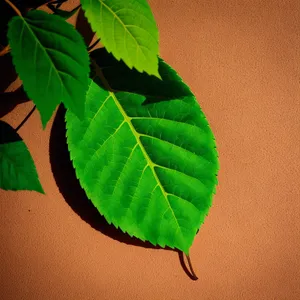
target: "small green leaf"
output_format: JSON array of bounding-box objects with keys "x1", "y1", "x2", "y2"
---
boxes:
[
  {"x1": 7, "y1": 10, "x2": 90, "y2": 128},
  {"x1": 80, "y1": 0, "x2": 160, "y2": 78},
  {"x1": 0, "y1": 121, "x2": 44, "y2": 193},
  {"x1": 66, "y1": 50, "x2": 219, "y2": 254}
]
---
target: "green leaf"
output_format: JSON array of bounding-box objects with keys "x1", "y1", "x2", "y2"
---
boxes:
[
  {"x1": 65, "y1": 51, "x2": 219, "y2": 254},
  {"x1": 80, "y1": 0, "x2": 160, "y2": 78},
  {"x1": 0, "y1": 121, "x2": 44, "y2": 193},
  {"x1": 7, "y1": 10, "x2": 90, "y2": 128},
  {"x1": 89, "y1": 48, "x2": 192, "y2": 99}
]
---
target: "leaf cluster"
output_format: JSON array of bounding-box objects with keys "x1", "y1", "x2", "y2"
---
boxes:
[{"x1": 0, "y1": 0, "x2": 219, "y2": 256}]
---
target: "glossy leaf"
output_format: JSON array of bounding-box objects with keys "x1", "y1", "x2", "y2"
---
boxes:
[
  {"x1": 66, "y1": 51, "x2": 219, "y2": 254},
  {"x1": 80, "y1": 0, "x2": 160, "y2": 78},
  {"x1": 7, "y1": 10, "x2": 90, "y2": 128},
  {"x1": 0, "y1": 121, "x2": 44, "y2": 193}
]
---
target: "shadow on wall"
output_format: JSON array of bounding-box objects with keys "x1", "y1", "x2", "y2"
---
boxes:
[
  {"x1": 49, "y1": 105, "x2": 161, "y2": 249},
  {"x1": 49, "y1": 104, "x2": 197, "y2": 280}
]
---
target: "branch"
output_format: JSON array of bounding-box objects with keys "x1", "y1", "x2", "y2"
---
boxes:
[
  {"x1": 4, "y1": 0, "x2": 22, "y2": 16},
  {"x1": 0, "y1": 45, "x2": 10, "y2": 56}
]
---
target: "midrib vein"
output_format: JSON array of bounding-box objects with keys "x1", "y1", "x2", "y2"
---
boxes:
[
  {"x1": 22, "y1": 16, "x2": 74, "y2": 99},
  {"x1": 109, "y1": 91, "x2": 181, "y2": 232}
]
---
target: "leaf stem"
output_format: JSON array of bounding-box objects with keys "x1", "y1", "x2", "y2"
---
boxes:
[
  {"x1": 4, "y1": 0, "x2": 22, "y2": 17},
  {"x1": 186, "y1": 254, "x2": 198, "y2": 280},
  {"x1": 91, "y1": 58, "x2": 113, "y2": 91},
  {"x1": 15, "y1": 105, "x2": 36, "y2": 132},
  {"x1": 0, "y1": 45, "x2": 10, "y2": 56}
]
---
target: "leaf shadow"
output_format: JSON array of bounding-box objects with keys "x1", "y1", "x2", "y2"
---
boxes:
[
  {"x1": 0, "y1": 86, "x2": 30, "y2": 118},
  {"x1": 0, "y1": 119, "x2": 21, "y2": 143},
  {"x1": 0, "y1": 1, "x2": 29, "y2": 93},
  {"x1": 0, "y1": 1, "x2": 16, "y2": 49},
  {"x1": 0, "y1": 53, "x2": 18, "y2": 94},
  {"x1": 75, "y1": 8, "x2": 95, "y2": 47},
  {"x1": 49, "y1": 105, "x2": 198, "y2": 280},
  {"x1": 49, "y1": 104, "x2": 169, "y2": 250},
  {"x1": 178, "y1": 251, "x2": 199, "y2": 281},
  {"x1": 90, "y1": 48, "x2": 193, "y2": 105}
]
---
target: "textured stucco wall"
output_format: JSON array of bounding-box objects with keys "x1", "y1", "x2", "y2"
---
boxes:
[{"x1": 1, "y1": 0, "x2": 300, "y2": 299}]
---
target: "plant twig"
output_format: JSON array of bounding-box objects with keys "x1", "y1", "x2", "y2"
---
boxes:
[
  {"x1": 15, "y1": 105, "x2": 36, "y2": 132},
  {"x1": 4, "y1": 0, "x2": 22, "y2": 16},
  {"x1": 0, "y1": 45, "x2": 10, "y2": 56},
  {"x1": 91, "y1": 58, "x2": 113, "y2": 91},
  {"x1": 186, "y1": 254, "x2": 198, "y2": 280}
]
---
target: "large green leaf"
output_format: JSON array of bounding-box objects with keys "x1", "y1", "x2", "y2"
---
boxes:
[
  {"x1": 7, "y1": 10, "x2": 90, "y2": 128},
  {"x1": 65, "y1": 51, "x2": 219, "y2": 254},
  {"x1": 0, "y1": 121, "x2": 44, "y2": 193},
  {"x1": 80, "y1": 0, "x2": 160, "y2": 78}
]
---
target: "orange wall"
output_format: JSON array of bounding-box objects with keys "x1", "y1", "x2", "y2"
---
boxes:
[{"x1": 1, "y1": 0, "x2": 300, "y2": 299}]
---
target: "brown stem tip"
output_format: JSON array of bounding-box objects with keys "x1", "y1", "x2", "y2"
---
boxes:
[
  {"x1": 0, "y1": 45, "x2": 11, "y2": 56},
  {"x1": 186, "y1": 254, "x2": 198, "y2": 280}
]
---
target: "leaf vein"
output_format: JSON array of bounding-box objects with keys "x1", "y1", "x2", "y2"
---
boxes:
[
  {"x1": 111, "y1": 143, "x2": 139, "y2": 196},
  {"x1": 139, "y1": 133, "x2": 213, "y2": 165},
  {"x1": 44, "y1": 47, "x2": 84, "y2": 69},
  {"x1": 100, "y1": 0, "x2": 149, "y2": 61},
  {"x1": 27, "y1": 22, "x2": 78, "y2": 44},
  {"x1": 82, "y1": 120, "x2": 126, "y2": 176},
  {"x1": 125, "y1": 24, "x2": 157, "y2": 42},
  {"x1": 81, "y1": 94, "x2": 112, "y2": 140},
  {"x1": 113, "y1": 7, "x2": 155, "y2": 24},
  {"x1": 110, "y1": 92, "x2": 182, "y2": 236}
]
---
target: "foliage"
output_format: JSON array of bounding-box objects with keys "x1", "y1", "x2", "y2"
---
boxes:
[
  {"x1": 0, "y1": 120, "x2": 44, "y2": 193},
  {"x1": 0, "y1": 0, "x2": 219, "y2": 259}
]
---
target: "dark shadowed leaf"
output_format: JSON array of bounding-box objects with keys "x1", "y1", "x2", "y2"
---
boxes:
[
  {"x1": 0, "y1": 121, "x2": 44, "y2": 193},
  {"x1": 7, "y1": 10, "x2": 90, "y2": 128}
]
